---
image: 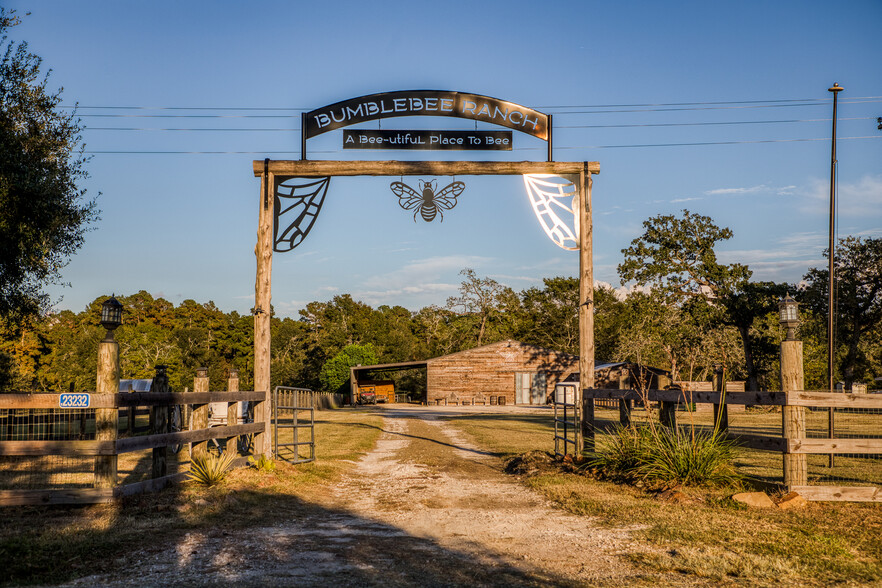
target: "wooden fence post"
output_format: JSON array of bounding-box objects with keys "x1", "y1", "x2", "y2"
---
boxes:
[
  {"x1": 659, "y1": 400, "x2": 677, "y2": 429},
  {"x1": 582, "y1": 389, "x2": 595, "y2": 452},
  {"x1": 712, "y1": 366, "x2": 729, "y2": 432},
  {"x1": 226, "y1": 369, "x2": 239, "y2": 455},
  {"x1": 192, "y1": 368, "x2": 210, "y2": 458},
  {"x1": 618, "y1": 369, "x2": 631, "y2": 427},
  {"x1": 94, "y1": 336, "x2": 119, "y2": 488},
  {"x1": 151, "y1": 365, "x2": 169, "y2": 479},
  {"x1": 781, "y1": 339, "x2": 807, "y2": 489},
  {"x1": 254, "y1": 164, "x2": 274, "y2": 458},
  {"x1": 578, "y1": 169, "x2": 594, "y2": 454}
]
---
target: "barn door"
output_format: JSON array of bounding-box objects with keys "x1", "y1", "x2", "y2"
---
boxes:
[
  {"x1": 531, "y1": 372, "x2": 547, "y2": 404},
  {"x1": 516, "y1": 372, "x2": 546, "y2": 404},
  {"x1": 515, "y1": 372, "x2": 532, "y2": 404}
]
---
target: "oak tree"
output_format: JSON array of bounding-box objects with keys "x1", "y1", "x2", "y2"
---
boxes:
[
  {"x1": 619, "y1": 210, "x2": 782, "y2": 390},
  {"x1": 800, "y1": 236, "x2": 882, "y2": 388},
  {"x1": 0, "y1": 9, "x2": 98, "y2": 324}
]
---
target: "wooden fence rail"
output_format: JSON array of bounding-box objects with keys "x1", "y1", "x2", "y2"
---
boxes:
[
  {"x1": 583, "y1": 388, "x2": 882, "y2": 502},
  {"x1": 0, "y1": 388, "x2": 267, "y2": 506}
]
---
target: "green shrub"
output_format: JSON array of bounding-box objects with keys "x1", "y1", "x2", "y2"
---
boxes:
[
  {"x1": 188, "y1": 450, "x2": 236, "y2": 486},
  {"x1": 588, "y1": 425, "x2": 741, "y2": 487}
]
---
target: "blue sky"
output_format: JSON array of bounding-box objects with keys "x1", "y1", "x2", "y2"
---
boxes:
[{"x1": 8, "y1": 0, "x2": 882, "y2": 318}]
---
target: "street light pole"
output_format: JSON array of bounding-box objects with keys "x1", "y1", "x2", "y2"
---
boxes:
[{"x1": 827, "y1": 83, "x2": 843, "y2": 394}]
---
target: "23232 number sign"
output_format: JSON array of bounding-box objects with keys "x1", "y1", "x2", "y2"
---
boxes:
[{"x1": 59, "y1": 393, "x2": 90, "y2": 409}]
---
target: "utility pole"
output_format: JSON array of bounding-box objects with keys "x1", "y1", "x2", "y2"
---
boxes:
[{"x1": 827, "y1": 83, "x2": 843, "y2": 394}]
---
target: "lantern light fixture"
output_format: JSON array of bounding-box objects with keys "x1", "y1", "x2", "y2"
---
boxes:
[
  {"x1": 778, "y1": 293, "x2": 799, "y2": 341},
  {"x1": 100, "y1": 295, "x2": 123, "y2": 340}
]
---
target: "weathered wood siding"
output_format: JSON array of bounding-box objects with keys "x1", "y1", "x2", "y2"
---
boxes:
[{"x1": 426, "y1": 340, "x2": 578, "y2": 405}]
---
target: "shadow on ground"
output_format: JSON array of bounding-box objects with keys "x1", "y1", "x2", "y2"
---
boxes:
[{"x1": 0, "y1": 479, "x2": 593, "y2": 588}]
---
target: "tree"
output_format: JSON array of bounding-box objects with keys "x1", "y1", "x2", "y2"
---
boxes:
[
  {"x1": 446, "y1": 268, "x2": 510, "y2": 346},
  {"x1": 618, "y1": 210, "x2": 780, "y2": 390},
  {"x1": 319, "y1": 343, "x2": 378, "y2": 393},
  {"x1": 517, "y1": 276, "x2": 580, "y2": 354},
  {"x1": 800, "y1": 236, "x2": 882, "y2": 388},
  {"x1": 0, "y1": 9, "x2": 98, "y2": 324}
]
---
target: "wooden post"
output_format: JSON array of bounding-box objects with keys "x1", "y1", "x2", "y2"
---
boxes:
[
  {"x1": 618, "y1": 368, "x2": 631, "y2": 427},
  {"x1": 712, "y1": 366, "x2": 729, "y2": 432},
  {"x1": 583, "y1": 394, "x2": 595, "y2": 454},
  {"x1": 350, "y1": 366, "x2": 359, "y2": 406},
  {"x1": 254, "y1": 162, "x2": 273, "y2": 457},
  {"x1": 578, "y1": 169, "x2": 595, "y2": 453},
  {"x1": 192, "y1": 368, "x2": 210, "y2": 458},
  {"x1": 781, "y1": 339, "x2": 807, "y2": 489},
  {"x1": 226, "y1": 370, "x2": 239, "y2": 455},
  {"x1": 94, "y1": 336, "x2": 119, "y2": 488},
  {"x1": 127, "y1": 404, "x2": 135, "y2": 436},
  {"x1": 151, "y1": 365, "x2": 169, "y2": 479},
  {"x1": 659, "y1": 401, "x2": 677, "y2": 429}
]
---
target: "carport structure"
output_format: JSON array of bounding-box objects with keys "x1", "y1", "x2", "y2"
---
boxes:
[{"x1": 350, "y1": 340, "x2": 580, "y2": 406}]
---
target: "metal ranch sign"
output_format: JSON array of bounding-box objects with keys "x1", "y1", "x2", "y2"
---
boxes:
[
  {"x1": 343, "y1": 129, "x2": 512, "y2": 151},
  {"x1": 304, "y1": 90, "x2": 549, "y2": 141}
]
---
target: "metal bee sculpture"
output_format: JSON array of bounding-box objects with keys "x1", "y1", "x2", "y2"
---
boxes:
[
  {"x1": 273, "y1": 177, "x2": 330, "y2": 252},
  {"x1": 391, "y1": 178, "x2": 465, "y2": 222}
]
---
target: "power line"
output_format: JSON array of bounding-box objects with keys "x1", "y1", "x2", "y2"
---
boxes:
[
  {"x1": 82, "y1": 135, "x2": 881, "y2": 154},
  {"x1": 68, "y1": 100, "x2": 882, "y2": 120},
  {"x1": 61, "y1": 95, "x2": 882, "y2": 111},
  {"x1": 78, "y1": 116, "x2": 875, "y2": 133},
  {"x1": 558, "y1": 117, "x2": 873, "y2": 129},
  {"x1": 546, "y1": 100, "x2": 882, "y2": 115},
  {"x1": 76, "y1": 114, "x2": 299, "y2": 119},
  {"x1": 555, "y1": 135, "x2": 882, "y2": 149},
  {"x1": 539, "y1": 96, "x2": 882, "y2": 109},
  {"x1": 83, "y1": 127, "x2": 299, "y2": 131}
]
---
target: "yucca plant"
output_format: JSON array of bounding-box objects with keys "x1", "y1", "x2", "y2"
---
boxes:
[
  {"x1": 588, "y1": 425, "x2": 741, "y2": 487},
  {"x1": 637, "y1": 426, "x2": 741, "y2": 486},
  {"x1": 188, "y1": 450, "x2": 236, "y2": 486}
]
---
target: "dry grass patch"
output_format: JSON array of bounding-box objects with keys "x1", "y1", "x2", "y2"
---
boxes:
[
  {"x1": 0, "y1": 408, "x2": 383, "y2": 586},
  {"x1": 446, "y1": 410, "x2": 882, "y2": 587},
  {"x1": 440, "y1": 412, "x2": 552, "y2": 459}
]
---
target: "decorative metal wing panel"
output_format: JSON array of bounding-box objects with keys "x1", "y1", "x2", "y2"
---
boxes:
[
  {"x1": 273, "y1": 177, "x2": 330, "y2": 252},
  {"x1": 523, "y1": 174, "x2": 579, "y2": 251}
]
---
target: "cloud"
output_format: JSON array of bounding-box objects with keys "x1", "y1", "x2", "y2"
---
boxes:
[
  {"x1": 719, "y1": 231, "x2": 828, "y2": 282},
  {"x1": 670, "y1": 196, "x2": 703, "y2": 203},
  {"x1": 800, "y1": 174, "x2": 882, "y2": 216},
  {"x1": 704, "y1": 185, "x2": 769, "y2": 196},
  {"x1": 353, "y1": 255, "x2": 492, "y2": 306}
]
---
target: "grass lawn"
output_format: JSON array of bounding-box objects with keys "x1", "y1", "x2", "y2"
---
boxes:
[
  {"x1": 446, "y1": 409, "x2": 882, "y2": 587},
  {"x1": 0, "y1": 408, "x2": 383, "y2": 587}
]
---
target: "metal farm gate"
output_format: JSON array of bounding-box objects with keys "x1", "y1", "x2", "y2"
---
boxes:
[
  {"x1": 552, "y1": 383, "x2": 579, "y2": 457},
  {"x1": 272, "y1": 386, "x2": 316, "y2": 464}
]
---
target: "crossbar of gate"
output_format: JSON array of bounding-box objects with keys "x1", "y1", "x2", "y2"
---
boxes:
[
  {"x1": 553, "y1": 384, "x2": 579, "y2": 458},
  {"x1": 272, "y1": 386, "x2": 316, "y2": 464}
]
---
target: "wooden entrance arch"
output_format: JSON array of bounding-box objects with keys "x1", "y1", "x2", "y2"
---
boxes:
[
  {"x1": 251, "y1": 159, "x2": 599, "y2": 456},
  {"x1": 250, "y1": 91, "x2": 600, "y2": 455}
]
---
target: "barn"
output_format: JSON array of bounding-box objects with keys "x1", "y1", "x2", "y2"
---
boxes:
[{"x1": 349, "y1": 339, "x2": 579, "y2": 406}]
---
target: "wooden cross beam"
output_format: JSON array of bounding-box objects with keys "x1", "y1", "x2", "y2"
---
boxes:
[{"x1": 252, "y1": 160, "x2": 599, "y2": 178}]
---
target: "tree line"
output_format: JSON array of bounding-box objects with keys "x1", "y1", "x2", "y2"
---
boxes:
[
  {"x1": 1, "y1": 213, "x2": 879, "y2": 395},
  {"x1": 2, "y1": 12, "x2": 879, "y2": 396}
]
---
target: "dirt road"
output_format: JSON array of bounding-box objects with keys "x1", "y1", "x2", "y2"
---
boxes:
[{"x1": 62, "y1": 406, "x2": 655, "y2": 587}]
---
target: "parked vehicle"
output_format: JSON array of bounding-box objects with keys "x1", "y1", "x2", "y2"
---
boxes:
[{"x1": 358, "y1": 387, "x2": 377, "y2": 405}]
